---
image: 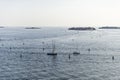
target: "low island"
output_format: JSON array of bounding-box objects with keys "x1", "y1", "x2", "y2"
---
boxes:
[
  {"x1": 68, "y1": 27, "x2": 96, "y2": 31},
  {"x1": 25, "y1": 27, "x2": 40, "y2": 29},
  {"x1": 0, "y1": 26, "x2": 5, "y2": 28},
  {"x1": 99, "y1": 26, "x2": 120, "y2": 29}
]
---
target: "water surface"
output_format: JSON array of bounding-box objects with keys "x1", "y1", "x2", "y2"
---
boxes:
[{"x1": 0, "y1": 27, "x2": 120, "y2": 80}]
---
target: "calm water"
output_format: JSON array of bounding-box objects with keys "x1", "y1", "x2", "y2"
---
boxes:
[{"x1": 0, "y1": 27, "x2": 120, "y2": 80}]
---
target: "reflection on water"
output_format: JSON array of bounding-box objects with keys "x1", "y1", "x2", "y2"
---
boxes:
[{"x1": 0, "y1": 27, "x2": 120, "y2": 79}]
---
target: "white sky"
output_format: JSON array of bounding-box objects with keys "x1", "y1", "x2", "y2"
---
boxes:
[{"x1": 0, "y1": 0, "x2": 120, "y2": 27}]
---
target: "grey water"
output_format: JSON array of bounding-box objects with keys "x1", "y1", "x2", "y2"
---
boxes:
[{"x1": 0, "y1": 27, "x2": 120, "y2": 80}]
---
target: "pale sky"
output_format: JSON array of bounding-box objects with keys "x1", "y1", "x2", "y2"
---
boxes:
[{"x1": 0, "y1": 0, "x2": 120, "y2": 27}]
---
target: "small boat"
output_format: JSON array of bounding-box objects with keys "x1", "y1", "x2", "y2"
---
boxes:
[
  {"x1": 47, "y1": 40, "x2": 57, "y2": 55},
  {"x1": 72, "y1": 41, "x2": 80, "y2": 55},
  {"x1": 73, "y1": 51, "x2": 80, "y2": 54},
  {"x1": 47, "y1": 53, "x2": 57, "y2": 55}
]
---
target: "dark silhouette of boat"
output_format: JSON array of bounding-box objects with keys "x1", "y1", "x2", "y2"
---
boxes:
[
  {"x1": 73, "y1": 51, "x2": 80, "y2": 54},
  {"x1": 68, "y1": 27, "x2": 96, "y2": 31},
  {"x1": 47, "y1": 41, "x2": 57, "y2": 55},
  {"x1": 72, "y1": 40, "x2": 80, "y2": 55},
  {"x1": 47, "y1": 53, "x2": 57, "y2": 55}
]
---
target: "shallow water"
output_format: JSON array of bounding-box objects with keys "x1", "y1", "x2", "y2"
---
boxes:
[{"x1": 0, "y1": 27, "x2": 120, "y2": 80}]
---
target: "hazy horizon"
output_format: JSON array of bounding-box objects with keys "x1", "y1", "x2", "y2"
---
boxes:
[{"x1": 1, "y1": 0, "x2": 120, "y2": 27}]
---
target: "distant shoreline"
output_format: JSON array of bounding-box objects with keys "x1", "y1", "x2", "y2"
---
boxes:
[
  {"x1": 68, "y1": 27, "x2": 96, "y2": 31},
  {"x1": 25, "y1": 27, "x2": 41, "y2": 29},
  {"x1": 0, "y1": 26, "x2": 5, "y2": 28},
  {"x1": 99, "y1": 26, "x2": 120, "y2": 29}
]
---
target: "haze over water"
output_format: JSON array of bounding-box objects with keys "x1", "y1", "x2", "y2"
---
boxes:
[
  {"x1": 0, "y1": 27, "x2": 119, "y2": 79},
  {"x1": 1, "y1": 0, "x2": 120, "y2": 27}
]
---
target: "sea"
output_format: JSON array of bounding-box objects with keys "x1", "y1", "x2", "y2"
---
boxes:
[{"x1": 0, "y1": 27, "x2": 120, "y2": 80}]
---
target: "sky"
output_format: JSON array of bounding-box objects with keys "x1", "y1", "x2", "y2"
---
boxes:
[{"x1": 0, "y1": 0, "x2": 120, "y2": 27}]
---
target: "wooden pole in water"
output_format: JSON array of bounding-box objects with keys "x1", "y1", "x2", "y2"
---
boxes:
[
  {"x1": 20, "y1": 54, "x2": 22, "y2": 58},
  {"x1": 112, "y1": 56, "x2": 114, "y2": 60},
  {"x1": 42, "y1": 41, "x2": 45, "y2": 53},
  {"x1": 69, "y1": 54, "x2": 71, "y2": 59},
  {"x1": 88, "y1": 48, "x2": 90, "y2": 52}
]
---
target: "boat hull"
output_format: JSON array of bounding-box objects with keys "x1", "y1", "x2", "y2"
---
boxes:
[{"x1": 47, "y1": 53, "x2": 57, "y2": 55}]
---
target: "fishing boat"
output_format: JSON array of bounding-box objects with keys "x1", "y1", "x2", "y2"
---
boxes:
[
  {"x1": 73, "y1": 51, "x2": 80, "y2": 54},
  {"x1": 72, "y1": 41, "x2": 80, "y2": 55},
  {"x1": 47, "y1": 41, "x2": 57, "y2": 55}
]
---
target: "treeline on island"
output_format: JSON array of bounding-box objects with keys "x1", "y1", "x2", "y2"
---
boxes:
[{"x1": 68, "y1": 26, "x2": 120, "y2": 31}]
